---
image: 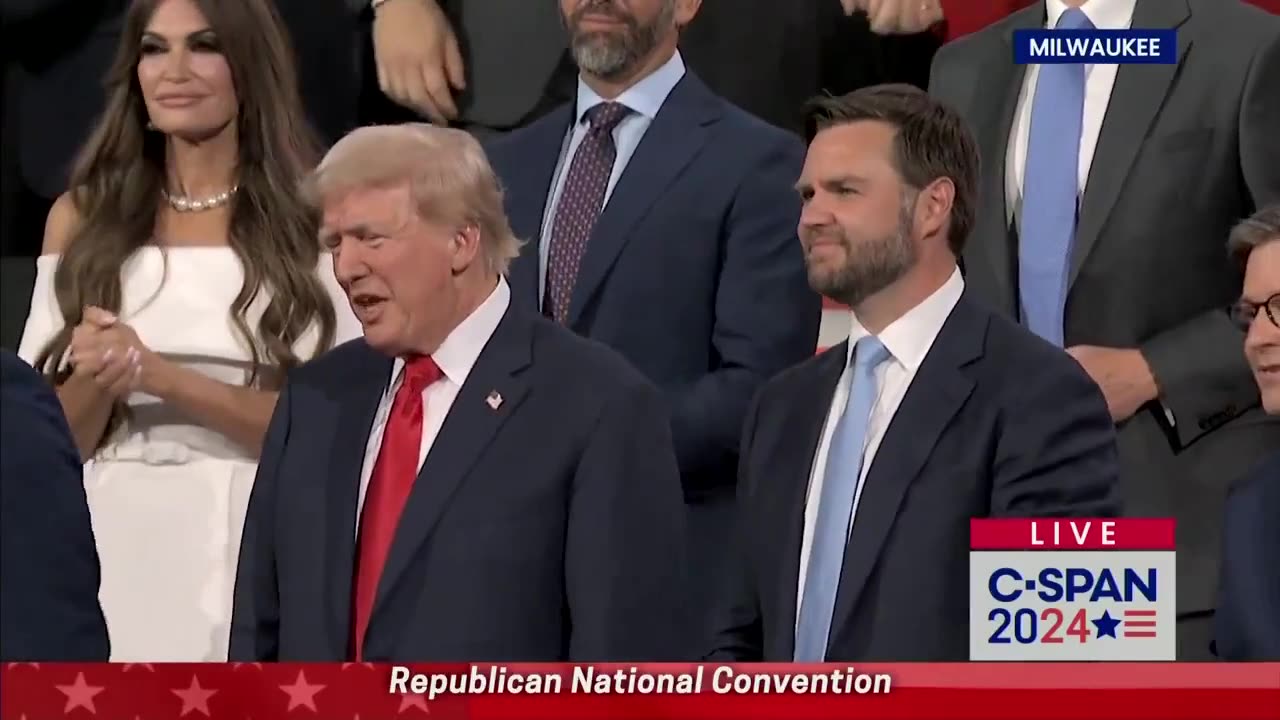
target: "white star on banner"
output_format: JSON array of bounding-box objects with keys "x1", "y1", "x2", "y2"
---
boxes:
[
  {"x1": 56, "y1": 672, "x2": 104, "y2": 715},
  {"x1": 398, "y1": 693, "x2": 430, "y2": 715},
  {"x1": 341, "y1": 663, "x2": 376, "y2": 670},
  {"x1": 279, "y1": 670, "x2": 326, "y2": 712},
  {"x1": 171, "y1": 676, "x2": 217, "y2": 717},
  {"x1": 232, "y1": 663, "x2": 263, "y2": 670},
  {"x1": 122, "y1": 664, "x2": 156, "y2": 672}
]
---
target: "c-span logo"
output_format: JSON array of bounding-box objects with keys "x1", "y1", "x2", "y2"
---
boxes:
[{"x1": 969, "y1": 518, "x2": 1176, "y2": 661}]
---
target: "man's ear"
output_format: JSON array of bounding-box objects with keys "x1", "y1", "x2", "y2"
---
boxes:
[{"x1": 451, "y1": 224, "x2": 483, "y2": 275}]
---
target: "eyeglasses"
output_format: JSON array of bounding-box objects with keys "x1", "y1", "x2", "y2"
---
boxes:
[{"x1": 1231, "y1": 292, "x2": 1280, "y2": 331}]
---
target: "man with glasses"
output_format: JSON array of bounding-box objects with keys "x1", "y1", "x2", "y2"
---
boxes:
[{"x1": 1216, "y1": 205, "x2": 1280, "y2": 661}]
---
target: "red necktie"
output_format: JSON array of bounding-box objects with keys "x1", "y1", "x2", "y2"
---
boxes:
[{"x1": 351, "y1": 355, "x2": 442, "y2": 659}]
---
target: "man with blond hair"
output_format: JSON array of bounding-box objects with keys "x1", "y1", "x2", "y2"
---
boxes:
[{"x1": 229, "y1": 124, "x2": 688, "y2": 662}]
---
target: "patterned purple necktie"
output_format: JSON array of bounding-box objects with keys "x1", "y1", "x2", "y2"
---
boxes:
[{"x1": 544, "y1": 101, "x2": 632, "y2": 323}]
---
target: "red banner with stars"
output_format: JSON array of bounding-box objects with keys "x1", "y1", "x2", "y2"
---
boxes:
[{"x1": 2, "y1": 663, "x2": 1278, "y2": 719}]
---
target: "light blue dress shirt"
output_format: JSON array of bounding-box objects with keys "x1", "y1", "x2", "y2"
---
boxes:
[{"x1": 536, "y1": 51, "x2": 687, "y2": 305}]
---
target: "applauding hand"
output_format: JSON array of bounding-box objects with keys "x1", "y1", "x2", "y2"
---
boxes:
[{"x1": 69, "y1": 306, "x2": 172, "y2": 398}]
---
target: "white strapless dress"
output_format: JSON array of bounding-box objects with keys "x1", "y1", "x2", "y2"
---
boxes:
[{"x1": 17, "y1": 247, "x2": 361, "y2": 661}]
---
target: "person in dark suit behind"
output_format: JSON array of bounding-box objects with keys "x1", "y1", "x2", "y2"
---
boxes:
[
  {"x1": 928, "y1": 0, "x2": 1280, "y2": 658},
  {"x1": 484, "y1": 0, "x2": 821, "y2": 642},
  {"x1": 354, "y1": 0, "x2": 575, "y2": 132},
  {"x1": 1215, "y1": 206, "x2": 1280, "y2": 661},
  {"x1": 0, "y1": 0, "x2": 127, "y2": 257},
  {"x1": 680, "y1": 0, "x2": 942, "y2": 135},
  {"x1": 708, "y1": 85, "x2": 1120, "y2": 662},
  {"x1": 0, "y1": 349, "x2": 109, "y2": 661},
  {"x1": 230, "y1": 124, "x2": 687, "y2": 662}
]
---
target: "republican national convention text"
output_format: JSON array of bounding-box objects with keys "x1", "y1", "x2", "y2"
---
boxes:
[{"x1": 388, "y1": 665, "x2": 894, "y2": 701}]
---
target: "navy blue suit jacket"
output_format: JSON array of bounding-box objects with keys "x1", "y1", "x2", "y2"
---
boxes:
[
  {"x1": 0, "y1": 350, "x2": 109, "y2": 661},
  {"x1": 709, "y1": 291, "x2": 1121, "y2": 661},
  {"x1": 486, "y1": 71, "x2": 820, "y2": 499},
  {"x1": 1215, "y1": 452, "x2": 1280, "y2": 660},
  {"x1": 229, "y1": 305, "x2": 688, "y2": 661}
]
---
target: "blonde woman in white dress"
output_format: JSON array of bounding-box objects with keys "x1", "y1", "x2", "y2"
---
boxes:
[{"x1": 18, "y1": 0, "x2": 360, "y2": 661}]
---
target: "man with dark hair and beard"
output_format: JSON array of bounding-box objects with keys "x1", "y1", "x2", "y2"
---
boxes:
[
  {"x1": 485, "y1": 0, "x2": 819, "y2": 651},
  {"x1": 707, "y1": 84, "x2": 1121, "y2": 662}
]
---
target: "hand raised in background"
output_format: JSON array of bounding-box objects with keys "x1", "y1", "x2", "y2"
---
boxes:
[
  {"x1": 372, "y1": 0, "x2": 467, "y2": 125},
  {"x1": 842, "y1": 0, "x2": 945, "y2": 35}
]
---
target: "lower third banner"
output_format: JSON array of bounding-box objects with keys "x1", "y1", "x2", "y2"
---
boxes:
[{"x1": 2, "y1": 663, "x2": 1278, "y2": 720}]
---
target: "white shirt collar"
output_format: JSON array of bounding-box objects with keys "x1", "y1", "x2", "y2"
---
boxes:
[
  {"x1": 1045, "y1": 0, "x2": 1136, "y2": 30},
  {"x1": 574, "y1": 50, "x2": 686, "y2": 123},
  {"x1": 392, "y1": 277, "x2": 511, "y2": 388},
  {"x1": 846, "y1": 268, "x2": 965, "y2": 371}
]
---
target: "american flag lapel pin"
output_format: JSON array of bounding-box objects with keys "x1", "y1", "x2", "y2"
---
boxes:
[{"x1": 486, "y1": 390, "x2": 503, "y2": 410}]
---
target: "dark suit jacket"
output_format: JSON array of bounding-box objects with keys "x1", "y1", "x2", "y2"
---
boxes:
[
  {"x1": 229, "y1": 304, "x2": 688, "y2": 661},
  {"x1": 1214, "y1": 452, "x2": 1280, "y2": 660},
  {"x1": 709, "y1": 291, "x2": 1120, "y2": 661},
  {"x1": 487, "y1": 71, "x2": 820, "y2": 501},
  {"x1": 0, "y1": 350, "x2": 109, "y2": 661},
  {"x1": 356, "y1": 0, "x2": 575, "y2": 131},
  {"x1": 0, "y1": 0, "x2": 125, "y2": 201},
  {"x1": 681, "y1": 0, "x2": 941, "y2": 135},
  {"x1": 928, "y1": 0, "x2": 1280, "y2": 616}
]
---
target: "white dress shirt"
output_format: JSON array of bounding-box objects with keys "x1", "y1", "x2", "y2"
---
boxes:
[
  {"x1": 354, "y1": 278, "x2": 511, "y2": 528},
  {"x1": 1006, "y1": 0, "x2": 1137, "y2": 218},
  {"x1": 795, "y1": 269, "x2": 965, "y2": 620},
  {"x1": 536, "y1": 50, "x2": 687, "y2": 304}
]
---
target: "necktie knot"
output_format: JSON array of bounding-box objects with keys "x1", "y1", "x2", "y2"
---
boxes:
[
  {"x1": 400, "y1": 355, "x2": 442, "y2": 395},
  {"x1": 852, "y1": 336, "x2": 890, "y2": 372},
  {"x1": 585, "y1": 102, "x2": 632, "y2": 134},
  {"x1": 1055, "y1": 8, "x2": 1094, "y2": 30}
]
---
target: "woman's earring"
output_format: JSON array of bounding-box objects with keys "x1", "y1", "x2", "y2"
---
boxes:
[{"x1": 145, "y1": 120, "x2": 157, "y2": 131}]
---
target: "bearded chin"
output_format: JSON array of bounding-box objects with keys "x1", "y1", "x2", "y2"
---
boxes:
[
  {"x1": 809, "y1": 231, "x2": 917, "y2": 308},
  {"x1": 571, "y1": 34, "x2": 637, "y2": 79}
]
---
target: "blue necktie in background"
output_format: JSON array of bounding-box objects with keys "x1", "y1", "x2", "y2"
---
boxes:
[
  {"x1": 794, "y1": 336, "x2": 890, "y2": 662},
  {"x1": 1020, "y1": 8, "x2": 1094, "y2": 347}
]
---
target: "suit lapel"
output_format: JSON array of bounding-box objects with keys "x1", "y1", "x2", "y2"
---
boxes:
[
  {"x1": 504, "y1": 105, "x2": 575, "y2": 309},
  {"x1": 565, "y1": 74, "x2": 721, "y2": 329},
  {"x1": 826, "y1": 296, "x2": 984, "y2": 651},
  {"x1": 1069, "y1": 0, "x2": 1192, "y2": 289},
  {"x1": 970, "y1": 7, "x2": 1043, "y2": 313},
  {"x1": 323, "y1": 342, "x2": 392, "y2": 654},
  {"x1": 769, "y1": 347, "x2": 847, "y2": 661},
  {"x1": 371, "y1": 306, "x2": 534, "y2": 618}
]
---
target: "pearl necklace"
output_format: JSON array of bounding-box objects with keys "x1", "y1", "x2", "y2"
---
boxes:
[{"x1": 162, "y1": 185, "x2": 238, "y2": 213}]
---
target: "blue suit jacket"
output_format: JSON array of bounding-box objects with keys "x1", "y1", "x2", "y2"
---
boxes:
[
  {"x1": 229, "y1": 305, "x2": 689, "y2": 661},
  {"x1": 709, "y1": 291, "x2": 1121, "y2": 661},
  {"x1": 0, "y1": 350, "x2": 109, "y2": 661},
  {"x1": 1215, "y1": 452, "x2": 1280, "y2": 660},
  {"x1": 486, "y1": 72, "x2": 820, "y2": 499}
]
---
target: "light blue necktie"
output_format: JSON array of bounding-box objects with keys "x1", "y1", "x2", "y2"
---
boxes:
[
  {"x1": 1019, "y1": 8, "x2": 1094, "y2": 347},
  {"x1": 794, "y1": 335, "x2": 890, "y2": 662}
]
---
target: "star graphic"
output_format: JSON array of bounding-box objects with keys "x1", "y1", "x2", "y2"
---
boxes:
[
  {"x1": 7, "y1": 662, "x2": 40, "y2": 669},
  {"x1": 342, "y1": 662, "x2": 376, "y2": 670},
  {"x1": 398, "y1": 693, "x2": 430, "y2": 715},
  {"x1": 232, "y1": 663, "x2": 264, "y2": 670},
  {"x1": 280, "y1": 670, "x2": 326, "y2": 712},
  {"x1": 172, "y1": 676, "x2": 217, "y2": 717},
  {"x1": 1093, "y1": 610, "x2": 1121, "y2": 639},
  {"x1": 122, "y1": 664, "x2": 156, "y2": 672},
  {"x1": 56, "y1": 672, "x2": 105, "y2": 714}
]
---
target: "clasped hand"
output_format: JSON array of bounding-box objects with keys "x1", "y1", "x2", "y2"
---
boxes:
[{"x1": 68, "y1": 306, "x2": 162, "y2": 398}]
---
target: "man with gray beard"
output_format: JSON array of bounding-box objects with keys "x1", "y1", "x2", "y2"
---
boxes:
[
  {"x1": 707, "y1": 85, "x2": 1120, "y2": 662},
  {"x1": 485, "y1": 0, "x2": 819, "y2": 652}
]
